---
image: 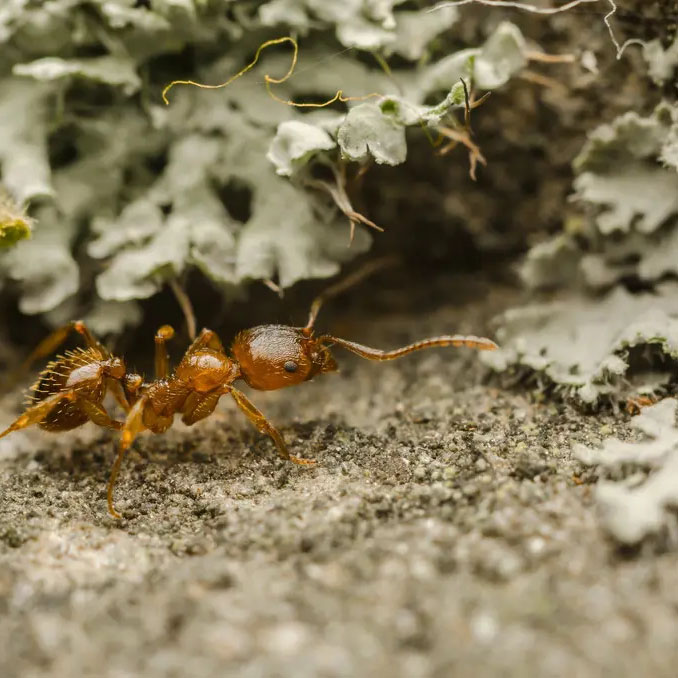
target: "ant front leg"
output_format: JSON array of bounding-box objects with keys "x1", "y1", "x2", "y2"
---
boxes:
[{"x1": 228, "y1": 387, "x2": 315, "y2": 466}]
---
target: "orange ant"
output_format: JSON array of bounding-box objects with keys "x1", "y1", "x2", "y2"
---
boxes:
[{"x1": 1, "y1": 263, "x2": 497, "y2": 519}]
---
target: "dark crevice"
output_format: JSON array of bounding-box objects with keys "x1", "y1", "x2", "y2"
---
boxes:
[{"x1": 215, "y1": 179, "x2": 253, "y2": 223}]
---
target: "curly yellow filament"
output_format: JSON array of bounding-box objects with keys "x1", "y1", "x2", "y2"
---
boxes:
[{"x1": 162, "y1": 36, "x2": 382, "y2": 108}]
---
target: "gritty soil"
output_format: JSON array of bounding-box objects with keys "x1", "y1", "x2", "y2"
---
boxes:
[{"x1": 1, "y1": 275, "x2": 677, "y2": 678}]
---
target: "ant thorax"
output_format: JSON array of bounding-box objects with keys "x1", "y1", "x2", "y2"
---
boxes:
[{"x1": 175, "y1": 349, "x2": 238, "y2": 393}]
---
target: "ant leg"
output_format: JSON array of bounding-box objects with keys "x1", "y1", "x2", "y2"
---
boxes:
[
  {"x1": 6, "y1": 321, "x2": 107, "y2": 389},
  {"x1": 181, "y1": 391, "x2": 222, "y2": 426},
  {"x1": 228, "y1": 387, "x2": 315, "y2": 466},
  {"x1": 0, "y1": 391, "x2": 77, "y2": 439},
  {"x1": 187, "y1": 328, "x2": 225, "y2": 354},
  {"x1": 154, "y1": 325, "x2": 175, "y2": 379},
  {"x1": 108, "y1": 380, "x2": 131, "y2": 413},
  {"x1": 77, "y1": 400, "x2": 123, "y2": 431},
  {"x1": 107, "y1": 397, "x2": 148, "y2": 519},
  {"x1": 24, "y1": 321, "x2": 107, "y2": 366},
  {"x1": 317, "y1": 334, "x2": 498, "y2": 361}
]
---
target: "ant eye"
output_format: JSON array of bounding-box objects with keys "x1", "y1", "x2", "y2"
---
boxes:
[{"x1": 284, "y1": 360, "x2": 298, "y2": 373}]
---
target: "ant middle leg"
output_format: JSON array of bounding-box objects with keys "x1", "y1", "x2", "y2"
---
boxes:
[
  {"x1": 154, "y1": 325, "x2": 176, "y2": 379},
  {"x1": 78, "y1": 400, "x2": 124, "y2": 431},
  {"x1": 181, "y1": 391, "x2": 222, "y2": 426},
  {"x1": 107, "y1": 397, "x2": 148, "y2": 519},
  {"x1": 228, "y1": 387, "x2": 315, "y2": 466},
  {"x1": 186, "y1": 328, "x2": 225, "y2": 354}
]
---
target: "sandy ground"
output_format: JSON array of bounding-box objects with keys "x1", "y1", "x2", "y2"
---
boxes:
[{"x1": 1, "y1": 278, "x2": 678, "y2": 678}]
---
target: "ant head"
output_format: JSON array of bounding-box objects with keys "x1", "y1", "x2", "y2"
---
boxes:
[{"x1": 232, "y1": 325, "x2": 338, "y2": 391}]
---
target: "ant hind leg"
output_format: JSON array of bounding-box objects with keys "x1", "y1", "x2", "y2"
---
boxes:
[
  {"x1": 5, "y1": 321, "x2": 107, "y2": 391},
  {"x1": 24, "y1": 321, "x2": 107, "y2": 366},
  {"x1": 0, "y1": 391, "x2": 77, "y2": 440}
]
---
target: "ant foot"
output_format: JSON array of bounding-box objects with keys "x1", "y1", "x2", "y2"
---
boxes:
[
  {"x1": 108, "y1": 505, "x2": 123, "y2": 520},
  {"x1": 289, "y1": 455, "x2": 316, "y2": 466}
]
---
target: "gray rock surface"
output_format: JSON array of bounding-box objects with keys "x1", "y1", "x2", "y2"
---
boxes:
[{"x1": 2, "y1": 284, "x2": 678, "y2": 678}]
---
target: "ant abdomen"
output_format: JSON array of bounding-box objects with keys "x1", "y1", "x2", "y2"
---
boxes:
[{"x1": 28, "y1": 349, "x2": 107, "y2": 432}]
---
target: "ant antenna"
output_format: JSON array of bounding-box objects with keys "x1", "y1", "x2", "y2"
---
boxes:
[
  {"x1": 318, "y1": 334, "x2": 498, "y2": 359},
  {"x1": 304, "y1": 257, "x2": 398, "y2": 333},
  {"x1": 168, "y1": 279, "x2": 197, "y2": 341}
]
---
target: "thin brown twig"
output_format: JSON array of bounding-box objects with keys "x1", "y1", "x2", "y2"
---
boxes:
[
  {"x1": 437, "y1": 126, "x2": 487, "y2": 181},
  {"x1": 304, "y1": 165, "x2": 384, "y2": 245},
  {"x1": 428, "y1": 0, "x2": 646, "y2": 61},
  {"x1": 519, "y1": 69, "x2": 569, "y2": 92},
  {"x1": 262, "y1": 279, "x2": 284, "y2": 297},
  {"x1": 168, "y1": 278, "x2": 197, "y2": 341},
  {"x1": 524, "y1": 50, "x2": 576, "y2": 64}
]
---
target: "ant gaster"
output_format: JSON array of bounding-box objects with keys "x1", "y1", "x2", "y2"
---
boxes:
[
  {"x1": 0, "y1": 321, "x2": 142, "y2": 436},
  {"x1": 1, "y1": 264, "x2": 497, "y2": 518}
]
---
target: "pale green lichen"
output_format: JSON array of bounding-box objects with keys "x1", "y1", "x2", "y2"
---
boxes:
[
  {"x1": 0, "y1": 0, "x2": 534, "y2": 331},
  {"x1": 575, "y1": 399, "x2": 678, "y2": 544},
  {"x1": 483, "y1": 283, "x2": 678, "y2": 404},
  {"x1": 521, "y1": 103, "x2": 678, "y2": 293}
]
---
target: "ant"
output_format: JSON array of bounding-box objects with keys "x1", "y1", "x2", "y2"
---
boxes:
[{"x1": 0, "y1": 262, "x2": 498, "y2": 519}]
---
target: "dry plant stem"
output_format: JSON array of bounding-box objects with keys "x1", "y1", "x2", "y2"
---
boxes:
[
  {"x1": 429, "y1": 0, "x2": 599, "y2": 15},
  {"x1": 519, "y1": 69, "x2": 569, "y2": 92},
  {"x1": 304, "y1": 165, "x2": 383, "y2": 245},
  {"x1": 524, "y1": 50, "x2": 576, "y2": 64},
  {"x1": 428, "y1": 0, "x2": 644, "y2": 61},
  {"x1": 263, "y1": 279, "x2": 284, "y2": 297},
  {"x1": 332, "y1": 162, "x2": 384, "y2": 244},
  {"x1": 437, "y1": 126, "x2": 487, "y2": 181},
  {"x1": 305, "y1": 257, "x2": 398, "y2": 331},
  {"x1": 168, "y1": 279, "x2": 197, "y2": 341}
]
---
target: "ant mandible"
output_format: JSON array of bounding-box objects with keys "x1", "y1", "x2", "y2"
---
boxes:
[{"x1": 0, "y1": 262, "x2": 498, "y2": 519}]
